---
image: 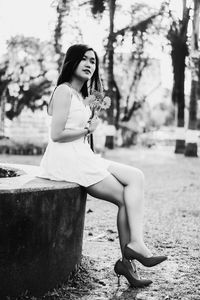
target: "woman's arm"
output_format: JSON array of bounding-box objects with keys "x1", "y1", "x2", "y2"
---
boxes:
[{"x1": 51, "y1": 85, "x2": 88, "y2": 143}]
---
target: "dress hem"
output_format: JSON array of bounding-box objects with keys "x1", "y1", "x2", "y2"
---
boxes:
[{"x1": 37, "y1": 169, "x2": 111, "y2": 188}]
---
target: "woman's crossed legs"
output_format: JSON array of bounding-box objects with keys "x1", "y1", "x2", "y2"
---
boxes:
[{"x1": 86, "y1": 161, "x2": 151, "y2": 258}]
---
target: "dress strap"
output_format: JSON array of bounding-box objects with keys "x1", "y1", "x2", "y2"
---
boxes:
[{"x1": 47, "y1": 87, "x2": 56, "y2": 116}]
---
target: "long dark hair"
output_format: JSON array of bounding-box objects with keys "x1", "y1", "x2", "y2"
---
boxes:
[{"x1": 57, "y1": 44, "x2": 102, "y2": 97}]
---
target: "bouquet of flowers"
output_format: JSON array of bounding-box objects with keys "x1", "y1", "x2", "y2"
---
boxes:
[
  {"x1": 84, "y1": 90, "x2": 111, "y2": 119},
  {"x1": 83, "y1": 91, "x2": 111, "y2": 146}
]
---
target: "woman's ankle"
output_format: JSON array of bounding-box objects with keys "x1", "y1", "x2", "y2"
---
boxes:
[
  {"x1": 127, "y1": 240, "x2": 143, "y2": 249},
  {"x1": 127, "y1": 241, "x2": 152, "y2": 257}
]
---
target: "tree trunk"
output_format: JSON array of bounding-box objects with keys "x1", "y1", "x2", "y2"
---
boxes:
[
  {"x1": 54, "y1": 1, "x2": 70, "y2": 72},
  {"x1": 0, "y1": 90, "x2": 6, "y2": 136},
  {"x1": 169, "y1": 1, "x2": 189, "y2": 153},
  {"x1": 105, "y1": 0, "x2": 116, "y2": 149},
  {"x1": 185, "y1": 0, "x2": 200, "y2": 157},
  {"x1": 174, "y1": 63, "x2": 186, "y2": 153},
  {"x1": 184, "y1": 76, "x2": 199, "y2": 156}
]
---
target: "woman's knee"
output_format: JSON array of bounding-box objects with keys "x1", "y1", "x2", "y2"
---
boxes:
[{"x1": 129, "y1": 168, "x2": 145, "y2": 187}]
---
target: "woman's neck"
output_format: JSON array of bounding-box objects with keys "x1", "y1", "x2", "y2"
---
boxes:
[{"x1": 68, "y1": 78, "x2": 84, "y2": 93}]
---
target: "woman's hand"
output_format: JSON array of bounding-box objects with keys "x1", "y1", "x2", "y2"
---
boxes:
[{"x1": 88, "y1": 116, "x2": 100, "y2": 133}]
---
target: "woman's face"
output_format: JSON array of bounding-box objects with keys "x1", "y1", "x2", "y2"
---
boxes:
[{"x1": 74, "y1": 50, "x2": 96, "y2": 81}]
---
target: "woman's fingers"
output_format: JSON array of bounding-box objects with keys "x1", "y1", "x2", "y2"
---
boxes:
[{"x1": 90, "y1": 117, "x2": 100, "y2": 131}]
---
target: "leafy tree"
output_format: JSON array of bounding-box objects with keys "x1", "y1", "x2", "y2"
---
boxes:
[
  {"x1": 89, "y1": 0, "x2": 166, "y2": 147},
  {"x1": 0, "y1": 35, "x2": 57, "y2": 121},
  {"x1": 52, "y1": 0, "x2": 85, "y2": 72},
  {"x1": 116, "y1": 4, "x2": 167, "y2": 123}
]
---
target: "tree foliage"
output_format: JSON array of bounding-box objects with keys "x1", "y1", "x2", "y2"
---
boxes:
[
  {"x1": 89, "y1": 0, "x2": 167, "y2": 127},
  {"x1": 53, "y1": 0, "x2": 72, "y2": 70},
  {"x1": 90, "y1": 0, "x2": 105, "y2": 15},
  {"x1": 0, "y1": 35, "x2": 58, "y2": 120},
  {"x1": 0, "y1": 60, "x2": 11, "y2": 100}
]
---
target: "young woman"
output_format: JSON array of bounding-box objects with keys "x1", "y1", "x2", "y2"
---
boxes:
[{"x1": 39, "y1": 44, "x2": 167, "y2": 288}]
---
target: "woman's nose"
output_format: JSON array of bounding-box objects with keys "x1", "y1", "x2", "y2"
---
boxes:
[{"x1": 85, "y1": 60, "x2": 92, "y2": 68}]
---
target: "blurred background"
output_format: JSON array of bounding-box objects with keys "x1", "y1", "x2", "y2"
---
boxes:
[{"x1": 0, "y1": 0, "x2": 200, "y2": 157}]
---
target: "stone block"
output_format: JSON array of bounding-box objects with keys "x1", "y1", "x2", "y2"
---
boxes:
[{"x1": 0, "y1": 164, "x2": 87, "y2": 299}]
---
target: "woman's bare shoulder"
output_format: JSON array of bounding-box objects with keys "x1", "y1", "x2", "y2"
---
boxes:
[
  {"x1": 48, "y1": 84, "x2": 71, "y2": 115},
  {"x1": 54, "y1": 83, "x2": 71, "y2": 98}
]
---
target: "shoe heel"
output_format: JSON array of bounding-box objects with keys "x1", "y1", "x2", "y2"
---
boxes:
[{"x1": 117, "y1": 274, "x2": 121, "y2": 286}]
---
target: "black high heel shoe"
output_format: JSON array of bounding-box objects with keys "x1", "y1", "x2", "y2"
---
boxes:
[
  {"x1": 124, "y1": 244, "x2": 167, "y2": 267},
  {"x1": 114, "y1": 259, "x2": 152, "y2": 288}
]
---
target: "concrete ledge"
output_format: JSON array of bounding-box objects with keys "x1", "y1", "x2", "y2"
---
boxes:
[{"x1": 0, "y1": 164, "x2": 87, "y2": 299}]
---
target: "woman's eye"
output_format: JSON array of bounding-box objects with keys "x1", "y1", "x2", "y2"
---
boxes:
[{"x1": 82, "y1": 57, "x2": 95, "y2": 66}]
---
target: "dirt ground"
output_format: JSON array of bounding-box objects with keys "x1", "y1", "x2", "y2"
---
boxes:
[
  {"x1": 1, "y1": 145, "x2": 200, "y2": 300},
  {"x1": 82, "y1": 145, "x2": 200, "y2": 300}
]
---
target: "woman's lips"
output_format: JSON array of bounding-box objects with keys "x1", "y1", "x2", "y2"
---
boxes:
[{"x1": 83, "y1": 69, "x2": 91, "y2": 74}]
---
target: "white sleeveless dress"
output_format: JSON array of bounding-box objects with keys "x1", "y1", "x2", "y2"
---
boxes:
[{"x1": 38, "y1": 86, "x2": 111, "y2": 187}]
